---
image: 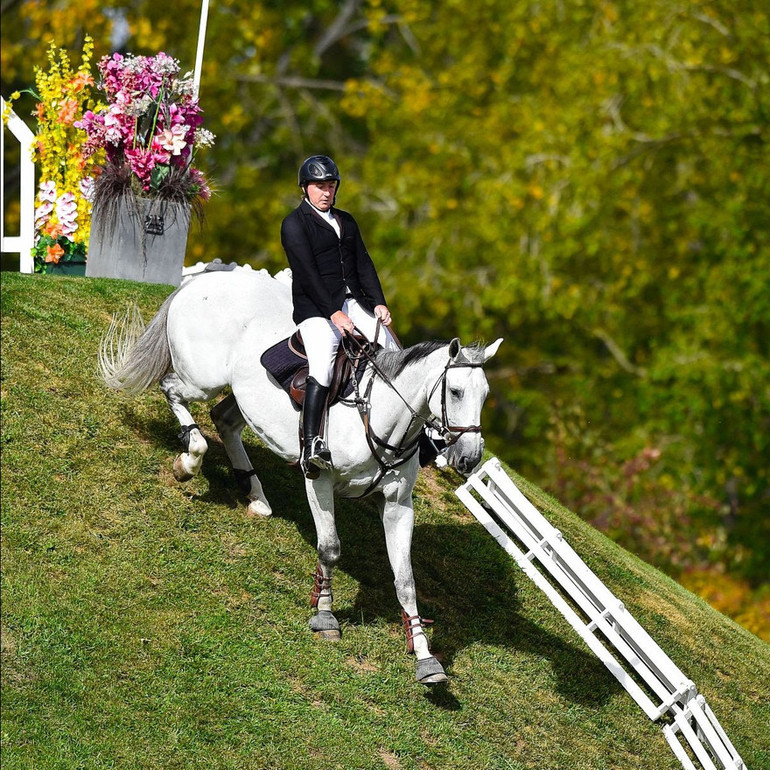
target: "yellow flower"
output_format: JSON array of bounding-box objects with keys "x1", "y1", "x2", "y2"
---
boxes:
[
  {"x1": 58, "y1": 99, "x2": 78, "y2": 124},
  {"x1": 21, "y1": 36, "x2": 104, "y2": 271}
]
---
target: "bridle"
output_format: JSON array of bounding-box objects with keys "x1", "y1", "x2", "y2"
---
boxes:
[
  {"x1": 340, "y1": 325, "x2": 484, "y2": 497},
  {"x1": 426, "y1": 356, "x2": 485, "y2": 442}
]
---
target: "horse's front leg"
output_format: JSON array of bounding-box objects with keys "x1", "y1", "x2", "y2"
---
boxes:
[
  {"x1": 210, "y1": 394, "x2": 272, "y2": 517},
  {"x1": 379, "y1": 483, "x2": 449, "y2": 686},
  {"x1": 160, "y1": 373, "x2": 209, "y2": 481},
  {"x1": 305, "y1": 473, "x2": 341, "y2": 641}
]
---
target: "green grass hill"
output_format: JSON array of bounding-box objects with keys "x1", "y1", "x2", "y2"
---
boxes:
[{"x1": 2, "y1": 272, "x2": 769, "y2": 770}]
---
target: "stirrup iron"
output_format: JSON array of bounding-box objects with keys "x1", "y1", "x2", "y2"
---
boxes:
[{"x1": 302, "y1": 436, "x2": 332, "y2": 478}]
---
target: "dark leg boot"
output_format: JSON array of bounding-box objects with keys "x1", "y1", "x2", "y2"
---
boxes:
[
  {"x1": 301, "y1": 376, "x2": 332, "y2": 479},
  {"x1": 419, "y1": 429, "x2": 447, "y2": 467}
]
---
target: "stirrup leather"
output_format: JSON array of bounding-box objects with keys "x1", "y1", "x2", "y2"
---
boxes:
[{"x1": 401, "y1": 610, "x2": 434, "y2": 654}]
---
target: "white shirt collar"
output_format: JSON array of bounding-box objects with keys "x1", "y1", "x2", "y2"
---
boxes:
[{"x1": 306, "y1": 199, "x2": 340, "y2": 235}]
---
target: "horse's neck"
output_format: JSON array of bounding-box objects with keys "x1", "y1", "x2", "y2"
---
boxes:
[{"x1": 369, "y1": 347, "x2": 446, "y2": 439}]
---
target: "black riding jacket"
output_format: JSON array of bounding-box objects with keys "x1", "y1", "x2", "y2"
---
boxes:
[{"x1": 280, "y1": 200, "x2": 387, "y2": 325}]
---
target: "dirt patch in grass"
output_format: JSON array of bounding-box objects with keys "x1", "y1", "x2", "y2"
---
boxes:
[{"x1": 379, "y1": 748, "x2": 402, "y2": 769}]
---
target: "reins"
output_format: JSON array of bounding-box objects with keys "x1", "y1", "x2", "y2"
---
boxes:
[{"x1": 339, "y1": 323, "x2": 483, "y2": 498}]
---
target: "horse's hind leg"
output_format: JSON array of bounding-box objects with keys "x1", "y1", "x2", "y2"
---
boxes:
[
  {"x1": 210, "y1": 393, "x2": 272, "y2": 517},
  {"x1": 160, "y1": 373, "x2": 210, "y2": 481}
]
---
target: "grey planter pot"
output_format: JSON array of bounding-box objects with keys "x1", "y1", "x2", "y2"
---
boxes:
[{"x1": 86, "y1": 197, "x2": 190, "y2": 286}]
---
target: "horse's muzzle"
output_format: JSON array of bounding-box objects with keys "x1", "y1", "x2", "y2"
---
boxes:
[{"x1": 447, "y1": 434, "x2": 484, "y2": 476}]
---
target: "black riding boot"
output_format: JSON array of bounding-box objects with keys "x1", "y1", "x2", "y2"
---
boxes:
[{"x1": 301, "y1": 376, "x2": 332, "y2": 479}]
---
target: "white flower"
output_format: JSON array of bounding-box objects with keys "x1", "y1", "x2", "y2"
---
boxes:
[
  {"x1": 60, "y1": 219, "x2": 78, "y2": 236},
  {"x1": 56, "y1": 192, "x2": 79, "y2": 235},
  {"x1": 35, "y1": 201, "x2": 54, "y2": 224},
  {"x1": 126, "y1": 94, "x2": 154, "y2": 117},
  {"x1": 175, "y1": 74, "x2": 196, "y2": 96},
  {"x1": 79, "y1": 176, "x2": 95, "y2": 202},
  {"x1": 194, "y1": 128, "x2": 216, "y2": 148},
  {"x1": 39, "y1": 181, "x2": 57, "y2": 202}
]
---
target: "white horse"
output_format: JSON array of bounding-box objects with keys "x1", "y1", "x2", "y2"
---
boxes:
[{"x1": 100, "y1": 268, "x2": 502, "y2": 685}]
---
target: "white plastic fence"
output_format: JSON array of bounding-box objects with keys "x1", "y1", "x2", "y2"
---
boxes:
[
  {"x1": 1, "y1": 98, "x2": 36, "y2": 273},
  {"x1": 455, "y1": 457, "x2": 747, "y2": 770}
]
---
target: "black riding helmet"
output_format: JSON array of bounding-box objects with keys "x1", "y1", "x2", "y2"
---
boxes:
[{"x1": 298, "y1": 155, "x2": 340, "y2": 203}]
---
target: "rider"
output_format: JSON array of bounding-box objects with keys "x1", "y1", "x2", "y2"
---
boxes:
[{"x1": 281, "y1": 154, "x2": 398, "y2": 479}]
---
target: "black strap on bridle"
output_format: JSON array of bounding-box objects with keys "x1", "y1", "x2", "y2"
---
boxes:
[
  {"x1": 339, "y1": 324, "x2": 483, "y2": 498},
  {"x1": 427, "y1": 358, "x2": 485, "y2": 440}
]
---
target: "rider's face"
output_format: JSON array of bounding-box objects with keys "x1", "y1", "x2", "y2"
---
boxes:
[{"x1": 306, "y1": 181, "x2": 337, "y2": 211}]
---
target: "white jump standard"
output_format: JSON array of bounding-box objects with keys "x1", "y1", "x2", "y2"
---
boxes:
[{"x1": 455, "y1": 457, "x2": 746, "y2": 770}]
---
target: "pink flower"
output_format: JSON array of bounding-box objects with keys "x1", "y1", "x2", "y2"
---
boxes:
[
  {"x1": 149, "y1": 137, "x2": 171, "y2": 165},
  {"x1": 124, "y1": 147, "x2": 156, "y2": 190},
  {"x1": 79, "y1": 176, "x2": 95, "y2": 201},
  {"x1": 35, "y1": 201, "x2": 54, "y2": 225},
  {"x1": 39, "y1": 181, "x2": 57, "y2": 202},
  {"x1": 80, "y1": 51, "x2": 214, "y2": 201},
  {"x1": 157, "y1": 125, "x2": 188, "y2": 156},
  {"x1": 189, "y1": 168, "x2": 211, "y2": 200},
  {"x1": 103, "y1": 107, "x2": 128, "y2": 145}
]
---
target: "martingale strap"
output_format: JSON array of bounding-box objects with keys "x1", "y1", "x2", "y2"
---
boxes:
[{"x1": 348, "y1": 371, "x2": 423, "y2": 499}]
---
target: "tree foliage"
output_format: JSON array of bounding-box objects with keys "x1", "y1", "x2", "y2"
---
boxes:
[{"x1": 3, "y1": 0, "x2": 768, "y2": 633}]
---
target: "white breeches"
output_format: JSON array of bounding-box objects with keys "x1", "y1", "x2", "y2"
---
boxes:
[{"x1": 298, "y1": 298, "x2": 399, "y2": 387}]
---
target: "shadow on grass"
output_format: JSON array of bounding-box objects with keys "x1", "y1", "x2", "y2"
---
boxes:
[{"x1": 129, "y1": 409, "x2": 620, "y2": 711}]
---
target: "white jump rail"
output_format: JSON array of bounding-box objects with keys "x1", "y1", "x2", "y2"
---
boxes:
[{"x1": 455, "y1": 457, "x2": 746, "y2": 770}]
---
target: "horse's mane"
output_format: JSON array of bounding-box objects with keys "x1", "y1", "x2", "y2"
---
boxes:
[{"x1": 375, "y1": 339, "x2": 486, "y2": 379}]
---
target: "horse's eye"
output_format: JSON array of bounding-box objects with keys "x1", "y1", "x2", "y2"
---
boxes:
[{"x1": 450, "y1": 387, "x2": 463, "y2": 399}]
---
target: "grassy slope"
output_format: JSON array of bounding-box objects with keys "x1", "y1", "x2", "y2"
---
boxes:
[{"x1": 1, "y1": 272, "x2": 768, "y2": 770}]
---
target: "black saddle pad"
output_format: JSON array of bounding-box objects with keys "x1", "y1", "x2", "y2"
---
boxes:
[
  {"x1": 260, "y1": 333, "x2": 368, "y2": 409},
  {"x1": 260, "y1": 333, "x2": 306, "y2": 402}
]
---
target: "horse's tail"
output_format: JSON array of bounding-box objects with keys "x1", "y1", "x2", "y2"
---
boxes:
[{"x1": 98, "y1": 289, "x2": 181, "y2": 395}]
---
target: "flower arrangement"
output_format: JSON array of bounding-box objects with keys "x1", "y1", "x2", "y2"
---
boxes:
[
  {"x1": 76, "y1": 51, "x2": 215, "y2": 226},
  {"x1": 3, "y1": 37, "x2": 104, "y2": 273}
]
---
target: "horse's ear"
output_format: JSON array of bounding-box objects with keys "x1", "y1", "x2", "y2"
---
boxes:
[
  {"x1": 448, "y1": 338, "x2": 463, "y2": 361},
  {"x1": 483, "y1": 337, "x2": 503, "y2": 362}
]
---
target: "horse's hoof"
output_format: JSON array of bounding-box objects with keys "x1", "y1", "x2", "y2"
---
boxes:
[
  {"x1": 309, "y1": 610, "x2": 340, "y2": 641},
  {"x1": 416, "y1": 656, "x2": 448, "y2": 686},
  {"x1": 247, "y1": 499, "x2": 272, "y2": 517},
  {"x1": 314, "y1": 629, "x2": 342, "y2": 641},
  {"x1": 172, "y1": 455, "x2": 194, "y2": 482}
]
